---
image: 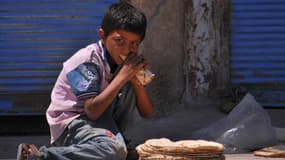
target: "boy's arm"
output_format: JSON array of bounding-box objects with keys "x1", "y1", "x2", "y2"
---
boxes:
[
  {"x1": 84, "y1": 75, "x2": 127, "y2": 121},
  {"x1": 84, "y1": 54, "x2": 150, "y2": 121},
  {"x1": 130, "y1": 78, "x2": 153, "y2": 118}
]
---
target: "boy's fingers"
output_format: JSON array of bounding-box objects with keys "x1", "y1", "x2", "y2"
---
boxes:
[
  {"x1": 144, "y1": 63, "x2": 150, "y2": 69},
  {"x1": 125, "y1": 55, "x2": 145, "y2": 67}
]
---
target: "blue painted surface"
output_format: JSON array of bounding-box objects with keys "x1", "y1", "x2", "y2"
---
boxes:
[
  {"x1": 0, "y1": 0, "x2": 117, "y2": 114},
  {"x1": 0, "y1": 100, "x2": 12, "y2": 111},
  {"x1": 231, "y1": 0, "x2": 285, "y2": 107}
]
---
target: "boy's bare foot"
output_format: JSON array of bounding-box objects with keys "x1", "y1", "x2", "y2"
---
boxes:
[{"x1": 17, "y1": 143, "x2": 40, "y2": 160}]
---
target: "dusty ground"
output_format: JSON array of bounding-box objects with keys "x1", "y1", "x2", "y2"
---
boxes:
[{"x1": 1, "y1": 105, "x2": 284, "y2": 159}]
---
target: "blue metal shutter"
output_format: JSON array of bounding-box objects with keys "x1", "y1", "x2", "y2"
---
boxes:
[
  {"x1": 231, "y1": 0, "x2": 285, "y2": 107},
  {"x1": 0, "y1": 0, "x2": 117, "y2": 115}
]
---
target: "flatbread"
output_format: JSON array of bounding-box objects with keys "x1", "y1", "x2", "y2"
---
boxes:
[
  {"x1": 254, "y1": 146, "x2": 285, "y2": 158},
  {"x1": 135, "y1": 68, "x2": 155, "y2": 85},
  {"x1": 176, "y1": 140, "x2": 224, "y2": 153}
]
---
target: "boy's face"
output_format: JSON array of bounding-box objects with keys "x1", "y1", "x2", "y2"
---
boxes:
[{"x1": 99, "y1": 29, "x2": 142, "y2": 65}]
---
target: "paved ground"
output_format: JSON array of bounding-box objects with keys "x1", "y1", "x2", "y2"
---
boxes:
[
  {"x1": 225, "y1": 154, "x2": 285, "y2": 160},
  {"x1": 1, "y1": 154, "x2": 285, "y2": 160},
  {"x1": 2, "y1": 154, "x2": 285, "y2": 160},
  {"x1": 1, "y1": 135, "x2": 285, "y2": 160}
]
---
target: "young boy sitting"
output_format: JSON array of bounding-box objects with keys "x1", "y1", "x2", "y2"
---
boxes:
[{"x1": 17, "y1": 2, "x2": 153, "y2": 160}]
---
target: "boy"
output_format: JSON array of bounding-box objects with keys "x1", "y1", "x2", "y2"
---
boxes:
[{"x1": 17, "y1": 2, "x2": 153, "y2": 160}]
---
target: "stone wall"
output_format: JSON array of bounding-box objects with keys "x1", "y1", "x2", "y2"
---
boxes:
[
  {"x1": 129, "y1": 0, "x2": 230, "y2": 116},
  {"x1": 129, "y1": 0, "x2": 186, "y2": 116}
]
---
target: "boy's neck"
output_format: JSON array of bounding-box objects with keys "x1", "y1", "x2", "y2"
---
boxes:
[
  {"x1": 106, "y1": 52, "x2": 118, "y2": 74},
  {"x1": 101, "y1": 42, "x2": 118, "y2": 74}
]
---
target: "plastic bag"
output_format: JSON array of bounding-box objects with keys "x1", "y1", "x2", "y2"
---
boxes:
[{"x1": 191, "y1": 93, "x2": 277, "y2": 153}]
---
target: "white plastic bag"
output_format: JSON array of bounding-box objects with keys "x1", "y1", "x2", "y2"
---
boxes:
[{"x1": 191, "y1": 93, "x2": 277, "y2": 153}]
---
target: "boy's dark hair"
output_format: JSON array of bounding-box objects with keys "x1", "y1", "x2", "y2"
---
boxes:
[{"x1": 101, "y1": 2, "x2": 147, "y2": 40}]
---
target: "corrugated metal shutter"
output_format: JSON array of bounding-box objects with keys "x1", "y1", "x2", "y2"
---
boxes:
[
  {"x1": 231, "y1": 0, "x2": 285, "y2": 107},
  {"x1": 0, "y1": 0, "x2": 117, "y2": 115}
]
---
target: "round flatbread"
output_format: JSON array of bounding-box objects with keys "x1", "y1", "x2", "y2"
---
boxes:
[{"x1": 176, "y1": 140, "x2": 224, "y2": 153}]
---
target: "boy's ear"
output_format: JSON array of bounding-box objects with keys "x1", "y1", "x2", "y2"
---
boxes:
[{"x1": 98, "y1": 28, "x2": 105, "y2": 41}]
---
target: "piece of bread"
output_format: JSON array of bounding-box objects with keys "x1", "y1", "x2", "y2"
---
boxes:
[
  {"x1": 176, "y1": 140, "x2": 224, "y2": 153},
  {"x1": 120, "y1": 55, "x2": 155, "y2": 85},
  {"x1": 254, "y1": 146, "x2": 285, "y2": 158}
]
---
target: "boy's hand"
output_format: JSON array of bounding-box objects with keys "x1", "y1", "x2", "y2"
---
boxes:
[{"x1": 119, "y1": 53, "x2": 146, "y2": 82}]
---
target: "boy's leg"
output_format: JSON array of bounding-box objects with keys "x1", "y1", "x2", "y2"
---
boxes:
[
  {"x1": 113, "y1": 83, "x2": 137, "y2": 132},
  {"x1": 37, "y1": 117, "x2": 127, "y2": 160},
  {"x1": 112, "y1": 83, "x2": 141, "y2": 159},
  {"x1": 40, "y1": 136, "x2": 126, "y2": 160}
]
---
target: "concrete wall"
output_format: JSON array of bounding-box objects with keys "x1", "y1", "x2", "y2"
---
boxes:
[
  {"x1": 129, "y1": 0, "x2": 230, "y2": 116},
  {"x1": 129, "y1": 0, "x2": 186, "y2": 116},
  {"x1": 183, "y1": 0, "x2": 230, "y2": 102}
]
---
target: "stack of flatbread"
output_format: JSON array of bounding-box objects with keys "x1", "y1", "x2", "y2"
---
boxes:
[{"x1": 136, "y1": 138, "x2": 225, "y2": 160}]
